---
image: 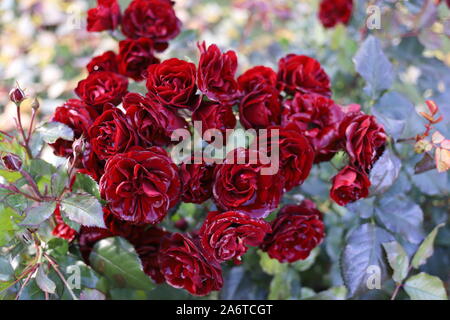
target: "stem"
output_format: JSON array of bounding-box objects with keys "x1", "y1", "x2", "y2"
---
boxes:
[
  {"x1": 19, "y1": 169, "x2": 44, "y2": 199},
  {"x1": 0, "y1": 130, "x2": 14, "y2": 139},
  {"x1": 45, "y1": 254, "x2": 78, "y2": 300},
  {"x1": 26, "y1": 108, "x2": 37, "y2": 145},
  {"x1": 15, "y1": 264, "x2": 37, "y2": 300},
  {"x1": 391, "y1": 265, "x2": 413, "y2": 300},
  {"x1": 0, "y1": 183, "x2": 43, "y2": 202}
]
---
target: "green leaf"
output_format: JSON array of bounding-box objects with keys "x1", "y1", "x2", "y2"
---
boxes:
[
  {"x1": 353, "y1": 35, "x2": 394, "y2": 97},
  {"x1": 411, "y1": 223, "x2": 445, "y2": 269},
  {"x1": 291, "y1": 247, "x2": 320, "y2": 272},
  {"x1": 369, "y1": 149, "x2": 401, "y2": 195},
  {"x1": 341, "y1": 223, "x2": 394, "y2": 297},
  {"x1": 36, "y1": 122, "x2": 74, "y2": 144},
  {"x1": 80, "y1": 288, "x2": 106, "y2": 300},
  {"x1": 404, "y1": 273, "x2": 448, "y2": 300},
  {"x1": 382, "y1": 241, "x2": 409, "y2": 283},
  {"x1": 268, "y1": 268, "x2": 300, "y2": 300},
  {"x1": 0, "y1": 257, "x2": 14, "y2": 282},
  {"x1": 72, "y1": 173, "x2": 101, "y2": 200},
  {"x1": 375, "y1": 195, "x2": 424, "y2": 244},
  {"x1": 305, "y1": 286, "x2": 348, "y2": 300},
  {"x1": 89, "y1": 237, "x2": 155, "y2": 291},
  {"x1": 0, "y1": 169, "x2": 21, "y2": 182},
  {"x1": 20, "y1": 202, "x2": 56, "y2": 227},
  {"x1": 35, "y1": 266, "x2": 56, "y2": 294},
  {"x1": 258, "y1": 250, "x2": 287, "y2": 275},
  {"x1": 61, "y1": 194, "x2": 105, "y2": 228},
  {"x1": 0, "y1": 207, "x2": 19, "y2": 246},
  {"x1": 51, "y1": 170, "x2": 69, "y2": 197}
]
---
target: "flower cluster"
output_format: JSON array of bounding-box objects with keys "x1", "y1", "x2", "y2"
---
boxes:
[{"x1": 47, "y1": 0, "x2": 387, "y2": 296}]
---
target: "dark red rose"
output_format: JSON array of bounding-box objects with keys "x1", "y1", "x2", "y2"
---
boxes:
[
  {"x1": 238, "y1": 66, "x2": 278, "y2": 93},
  {"x1": 49, "y1": 99, "x2": 99, "y2": 157},
  {"x1": 239, "y1": 86, "x2": 281, "y2": 129},
  {"x1": 87, "y1": 0, "x2": 121, "y2": 32},
  {"x1": 146, "y1": 58, "x2": 200, "y2": 109},
  {"x1": 339, "y1": 112, "x2": 387, "y2": 170},
  {"x1": 261, "y1": 200, "x2": 325, "y2": 263},
  {"x1": 192, "y1": 101, "x2": 236, "y2": 142},
  {"x1": 253, "y1": 123, "x2": 314, "y2": 191},
  {"x1": 99, "y1": 147, "x2": 181, "y2": 225},
  {"x1": 319, "y1": 0, "x2": 353, "y2": 29},
  {"x1": 87, "y1": 51, "x2": 119, "y2": 74},
  {"x1": 197, "y1": 42, "x2": 240, "y2": 103},
  {"x1": 277, "y1": 54, "x2": 331, "y2": 97},
  {"x1": 124, "y1": 93, "x2": 188, "y2": 147},
  {"x1": 78, "y1": 226, "x2": 113, "y2": 263},
  {"x1": 118, "y1": 38, "x2": 160, "y2": 81},
  {"x1": 75, "y1": 71, "x2": 128, "y2": 110},
  {"x1": 89, "y1": 108, "x2": 138, "y2": 160},
  {"x1": 159, "y1": 233, "x2": 223, "y2": 296},
  {"x1": 199, "y1": 211, "x2": 271, "y2": 264},
  {"x1": 212, "y1": 148, "x2": 284, "y2": 219},
  {"x1": 282, "y1": 93, "x2": 344, "y2": 163},
  {"x1": 330, "y1": 165, "x2": 371, "y2": 206},
  {"x1": 447, "y1": 0, "x2": 450, "y2": 7},
  {"x1": 121, "y1": 0, "x2": 181, "y2": 43},
  {"x1": 52, "y1": 204, "x2": 77, "y2": 241},
  {"x1": 2, "y1": 154, "x2": 22, "y2": 171},
  {"x1": 179, "y1": 157, "x2": 215, "y2": 204}
]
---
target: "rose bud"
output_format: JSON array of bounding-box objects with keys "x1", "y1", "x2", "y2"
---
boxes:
[
  {"x1": 158, "y1": 233, "x2": 223, "y2": 296},
  {"x1": 199, "y1": 211, "x2": 271, "y2": 264},
  {"x1": 2, "y1": 153, "x2": 23, "y2": 171},
  {"x1": 9, "y1": 86, "x2": 25, "y2": 104},
  {"x1": 174, "y1": 218, "x2": 189, "y2": 231},
  {"x1": 330, "y1": 165, "x2": 371, "y2": 206},
  {"x1": 261, "y1": 200, "x2": 325, "y2": 263}
]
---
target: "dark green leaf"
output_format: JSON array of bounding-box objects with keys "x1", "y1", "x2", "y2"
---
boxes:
[
  {"x1": 72, "y1": 173, "x2": 101, "y2": 200},
  {"x1": 89, "y1": 237, "x2": 155, "y2": 291},
  {"x1": 61, "y1": 194, "x2": 105, "y2": 228},
  {"x1": 369, "y1": 148, "x2": 401, "y2": 195},
  {"x1": 411, "y1": 223, "x2": 444, "y2": 269},
  {"x1": 382, "y1": 241, "x2": 409, "y2": 283},
  {"x1": 341, "y1": 223, "x2": 394, "y2": 297},
  {"x1": 35, "y1": 266, "x2": 56, "y2": 294},
  {"x1": 20, "y1": 202, "x2": 56, "y2": 227}
]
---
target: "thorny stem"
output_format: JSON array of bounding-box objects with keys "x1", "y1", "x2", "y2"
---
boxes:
[
  {"x1": 0, "y1": 183, "x2": 42, "y2": 202},
  {"x1": 45, "y1": 254, "x2": 78, "y2": 300}
]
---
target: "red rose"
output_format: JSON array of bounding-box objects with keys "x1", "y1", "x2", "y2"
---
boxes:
[
  {"x1": 212, "y1": 148, "x2": 284, "y2": 219},
  {"x1": 2, "y1": 154, "x2": 22, "y2": 172},
  {"x1": 319, "y1": 0, "x2": 353, "y2": 29},
  {"x1": 239, "y1": 86, "x2": 281, "y2": 129},
  {"x1": 158, "y1": 233, "x2": 223, "y2": 296},
  {"x1": 179, "y1": 157, "x2": 215, "y2": 204},
  {"x1": 99, "y1": 147, "x2": 181, "y2": 225},
  {"x1": 192, "y1": 101, "x2": 236, "y2": 142},
  {"x1": 52, "y1": 204, "x2": 77, "y2": 241},
  {"x1": 197, "y1": 42, "x2": 240, "y2": 103},
  {"x1": 238, "y1": 66, "x2": 278, "y2": 93},
  {"x1": 89, "y1": 108, "x2": 139, "y2": 160},
  {"x1": 87, "y1": 51, "x2": 119, "y2": 74},
  {"x1": 261, "y1": 200, "x2": 325, "y2": 263},
  {"x1": 121, "y1": 0, "x2": 181, "y2": 43},
  {"x1": 124, "y1": 93, "x2": 188, "y2": 147},
  {"x1": 330, "y1": 165, "x2": 371, "y2": 206},
  {"x1": 75, "y1": 71, "x2": 128, "y2": 110},
  {"x1": 339, "y1": 112, "x2": 387, "y2": 170},
  {"x1": 118, "y1": 38, "x2": 160, "y2": 81},
  {"x1": 253, "y1": 123, "x2": 314, "y2": 191},
  {"x1": 282, "y1": 93, "x2": 344, "y2": 163},
  {"x1": 199, "y1": 211, "x2": 271, "y2": 264},
  {"x1": 49, "y1": 99, "x2": 99, "y2": 157},
  {"x1": 146, "y1": 58, "x2": 200, "y2": 109},
  {"x1": 277, "y1": 54, "x2": 331, "y2": 97},
  {"x1": 87, "y1": 0, "x2": 121, "y2": 32}
]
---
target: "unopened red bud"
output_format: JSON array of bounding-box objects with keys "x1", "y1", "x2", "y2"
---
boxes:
[
  {"x1": 9, "y1": 86, "x2": 25, "y2": 104},
  {"x1": 72, "y1": 138, "x2": 85, "y2": 155},
  {"x1": 2, "y1": 153, "x2": 23, "y2": 171}
]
